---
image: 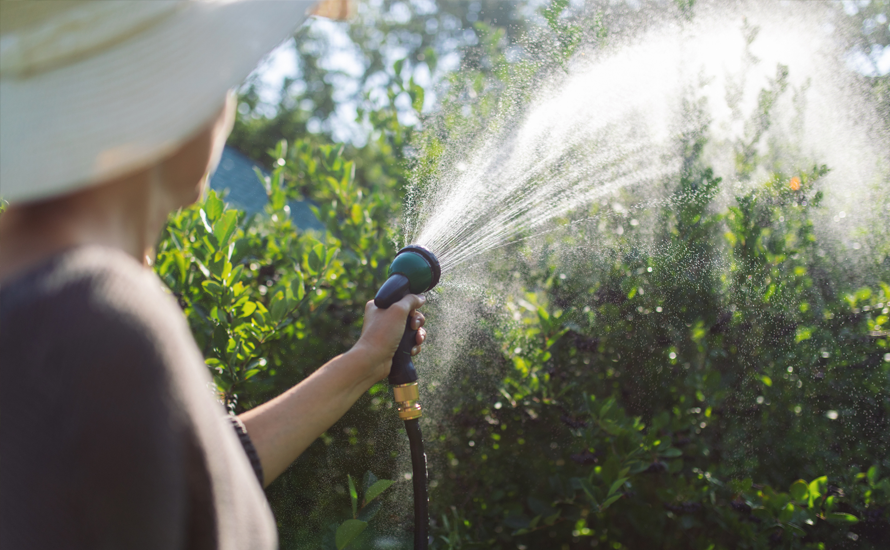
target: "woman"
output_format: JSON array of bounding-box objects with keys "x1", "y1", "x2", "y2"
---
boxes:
[{"x1": 0, "y1": 1, "x2": 425, "y2": 548}]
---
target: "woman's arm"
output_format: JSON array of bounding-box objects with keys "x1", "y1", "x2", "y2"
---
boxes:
[{"x1": 238, "y1": 294, "x2": 426, "y2": 486}]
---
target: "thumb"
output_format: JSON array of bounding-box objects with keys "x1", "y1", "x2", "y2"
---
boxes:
[{"x1": 394, "y1": 293, "x2": 426, "y2": 314}]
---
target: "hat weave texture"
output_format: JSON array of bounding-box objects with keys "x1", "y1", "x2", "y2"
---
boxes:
[{"x1": 0, "y1": 0, "x2": 315, "y2": 203}]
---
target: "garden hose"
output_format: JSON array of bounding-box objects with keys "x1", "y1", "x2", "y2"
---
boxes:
[{"x1": 374, "y1": 245, "x2": 441, "y2": 550}]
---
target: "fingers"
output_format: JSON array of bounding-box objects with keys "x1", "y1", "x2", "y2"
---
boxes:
[
  {"x1": 411, "y1": 310, "x2": 425, "y2": 330},
  {"x1": 411, "y1": 328, "x2": 426, "y2": 356}
]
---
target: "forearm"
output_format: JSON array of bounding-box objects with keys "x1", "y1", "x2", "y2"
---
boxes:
[{"x1": 238, "y1": 347, "x2": 379, "y2": 486}]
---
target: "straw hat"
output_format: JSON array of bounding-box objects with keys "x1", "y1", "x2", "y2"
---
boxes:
[{"x1": 0, "y1": 0, "x2": 351, "y2": 204}]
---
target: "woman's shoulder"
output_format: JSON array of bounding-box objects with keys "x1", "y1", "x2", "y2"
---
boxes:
[
  {"x1": 2, "y1": 245, "x2": 177, "y2": 324},
  {"x1": 0, "y1": 245, "x2": 198, "y2": 379}
]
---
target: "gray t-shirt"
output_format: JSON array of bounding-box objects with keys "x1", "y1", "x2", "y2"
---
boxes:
[{"x1": 0, "y1": 246, "x2": 277, "y2": 550}]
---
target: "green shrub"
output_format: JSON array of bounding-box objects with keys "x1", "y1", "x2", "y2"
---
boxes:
[{"x1": 149, "y1": 4, "x2": 889, "y2": 548}]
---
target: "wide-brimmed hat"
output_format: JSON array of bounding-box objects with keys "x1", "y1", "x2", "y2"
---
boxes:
[{"x1": 0, "y1": 0, "x2": 341, "y2": 203}]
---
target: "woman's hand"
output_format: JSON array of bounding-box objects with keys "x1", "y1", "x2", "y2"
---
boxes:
[
  {"x1": 352, "y1": 294, "x2": 426, "y2": 382},
  {"x1": 240, "y1": 293, "x2": 427, "y2": 485}
]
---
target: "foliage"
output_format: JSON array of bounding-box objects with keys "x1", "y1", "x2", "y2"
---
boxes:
[
  {"x1": 425, "y1": 165, "x2": 890, "y2": 548},
  {"x1": 326, "y1": 471, "x2": 395, "y2": 550},
  {"x1": 148, "y1": 1, "x2": 890, "y2": 548},
  {"x1": 154, "y1": 136, "x2": 413, "y2": 544}
]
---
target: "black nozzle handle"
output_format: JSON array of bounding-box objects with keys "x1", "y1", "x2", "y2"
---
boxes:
[
  {"x1": 389, "y1": 314, "x2": 419, "y2": 385},
  {"x1": 374, "y1": 273, "x2": 410, "y2": 309},
  {"x1": 374, "y1": 273, "x2": 419, "y2": 384}
]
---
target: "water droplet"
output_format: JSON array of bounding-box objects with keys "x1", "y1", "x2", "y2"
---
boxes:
[
  {"x1": 825, "y1": 410, "x2": 839, "y2": 420},
  {"x1": 656, "y1": 306, "x2": 663, "y2": 312},
  {"x1": 756, "y1": 396, "x2": 764, "y2": 404},
  {"x1": 494, "y1": 402, "x2": 502, "y2": 409},
  {"x1": 884, "y1": 353, "x2": 890, "y2": 362},
  {"x1": 669, "y1": 352, "x2": 677, "y2": 360}
]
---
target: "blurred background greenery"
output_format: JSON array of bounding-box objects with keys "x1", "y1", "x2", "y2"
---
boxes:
[{"x1": 149, "y1": 1, "x2": 890, "y2": 548}]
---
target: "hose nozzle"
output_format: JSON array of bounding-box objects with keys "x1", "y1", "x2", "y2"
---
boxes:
[{"x1": 373, "y1": 245, "x2": 441, "y2": 387}]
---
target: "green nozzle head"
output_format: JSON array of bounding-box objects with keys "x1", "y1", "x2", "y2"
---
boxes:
[{"x1": 374, "y1": 245, "x2": 440, "y2": 309}]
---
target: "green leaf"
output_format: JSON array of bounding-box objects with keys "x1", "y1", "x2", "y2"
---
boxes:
[
  {"x1": 867, "y1": 465, "x2": 879, "y2": 487},
  {"x1": 213, "y1": 210, "x2": 239, "y2": 247},
  {"x1": 410, "y1": 80, "x2": 425, "y2": 112},
  {"x1": 240, "y1": 301, "x2": 257, "y2": 317},
  {"x1": 254, "y1": 167, "x2": 270, "y2": 194},
  {"x1": 790, "y1": 479, "x2": 808, "y2": 501},
  {"x1": 306, "y1": 243, "x2": 325, "y2": 274},
  {"x1": 778, "y1": 502, "x2": 795, "y2": 522},
  {"x1": 423, "y1": 47, "x2": 437, "y2": 72},
  {"x1": 202, "y1": 280, "x2": 223, "y2": 296},
  {"x1": 855, "y1": 287, "x2": 872, "y2": 302},
  {"x1": 363, "y1": 479, "x2": 394, "y2": 505},
  {"x1": 808, "y1": 476, "x2": 828, "y2": 505},
  {"x1": 292, "y1": 271, "x2": 305, "y2": 301},
  {"x1": 760, "y1": 375, "x2": 772, "y2": 387},
  {"x1": 348, "y1": 475, "x2": 358, "y2": 518},
  {"x1": 825, "y1": 513, "x2": 858, "y2": 524},
  {"x1": 270, "y1": 291, "x2": 287, "y2": 322},
  {"x1": 199, "y1": 208, "x2": 213, "y2": 233},
  {"x1": 660, "y1": 448, "x2": 682, "y2": 458},
  {"x1": 600, "y1": 494, "x2": 622, "y2": 510},
  {"x1": 608, "y1": 477, "x2": 628, "y2": 496},
  {"x1": 335, "y1": 519, "x2": 367, "y2": 550},
  {"x1": 350, "y1": 203, "x2": 363, "y2": 225},
  {"x1": 204, "y1": 191, "x2": 224, "y2": 222}
]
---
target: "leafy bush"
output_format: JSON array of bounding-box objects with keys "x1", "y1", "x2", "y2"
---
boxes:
[
  {"x1": 148, "y1": 2, "x2": 890, "y2": 548},
  {"x1": 424, "y1": 164, "x2": 890, "y2": 549},
  {"x1": 151, "y1": 128, "x2": 889, "y2": 549}
]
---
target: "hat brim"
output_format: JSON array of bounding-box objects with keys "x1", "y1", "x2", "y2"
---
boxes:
[{"x1": 0, "y1": 0, "x2": 316, "y2": 203}]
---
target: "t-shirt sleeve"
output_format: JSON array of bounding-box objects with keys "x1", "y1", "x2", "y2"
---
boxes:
[
  {"x1": 228, "y1": 415, "x2": 265, "y2": 486},
  {"x1": 1, "y1": 269, "x2": 191, "y2": 550}
]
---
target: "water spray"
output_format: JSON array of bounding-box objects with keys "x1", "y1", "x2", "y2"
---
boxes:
[{"x1": 374, "y1": 244, "x2": 440, "y2": 550}]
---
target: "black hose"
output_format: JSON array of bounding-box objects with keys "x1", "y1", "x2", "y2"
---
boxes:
[{"x1": 404, "y1": 418, "x2": 428, "y2": 550}]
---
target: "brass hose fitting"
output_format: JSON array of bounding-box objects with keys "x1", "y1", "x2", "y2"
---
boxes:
[{"x1": 393, "y1": 382, "x2": 422, "y2": 420}]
